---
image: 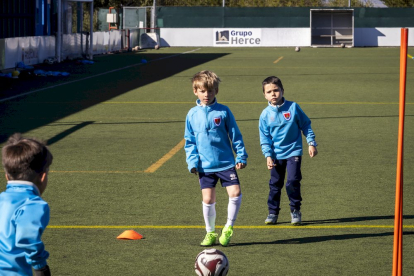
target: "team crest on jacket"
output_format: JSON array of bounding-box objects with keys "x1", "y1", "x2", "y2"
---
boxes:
[
  {"x1": 214, "y1": 117, "x2": 221, "y2": 126},
  {"x1": 282, "y1": 112, "x2": 291, "y2": 121}
]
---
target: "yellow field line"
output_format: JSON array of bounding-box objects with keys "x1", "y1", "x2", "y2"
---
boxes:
[
  {"x1": 273, "y1": 56, "x2": 284, "y2": 64},
  {"x1": 48, "y1": 225, "x2": 414, "y2": 229},
  {"x1": 144, "y1": 139, "x2": 185, "y2": 173},
  {"x1": 102, "y1": 101, "x2": 414, "y2": 105}
]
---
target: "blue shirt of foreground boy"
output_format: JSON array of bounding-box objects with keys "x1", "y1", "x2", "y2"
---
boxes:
[{"x1": 0, "y1": 133, "x2": 53, "y2": 276}]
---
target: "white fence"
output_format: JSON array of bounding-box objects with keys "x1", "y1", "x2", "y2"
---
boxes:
[
  {"x1": 0, "y1": 36, "x2": 55, "y2": 70},
  {"x1": 0, "y1": 31, "x2": 123, "y2": 70}
]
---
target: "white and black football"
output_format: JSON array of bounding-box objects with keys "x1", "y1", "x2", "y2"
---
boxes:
[{"x1": 195, "y1": 248, "x2": 229, "y2": 276}]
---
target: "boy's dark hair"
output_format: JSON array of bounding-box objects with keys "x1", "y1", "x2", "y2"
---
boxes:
[
  {"x1": 262, "y1": 76, "x2": 284, "y2": 92},
  {"x1": 2, "y1": 133, "x2": 53, "y2": 181},
  {"x1": 192, "y1": 70, "x2": 221, "y2": 92}
]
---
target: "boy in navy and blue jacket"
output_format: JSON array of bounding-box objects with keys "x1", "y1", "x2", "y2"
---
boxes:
[
  {"x1": 0, "y1": 133, "x2": 53, "y2": 276},
  {"x1": 259, "y1": 76, "x2": 318, "y2": 225},
  {"x1": 184, "y1": 70, "x2": 247, "y2": 247}
]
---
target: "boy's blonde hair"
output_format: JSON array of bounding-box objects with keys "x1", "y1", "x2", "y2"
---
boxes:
[
  {"x1": 2, "y1": 133, "x2": 53, "y2": 181},
  {"x1": 192, "y1": 70, "x2": 221, "y2": 92}
]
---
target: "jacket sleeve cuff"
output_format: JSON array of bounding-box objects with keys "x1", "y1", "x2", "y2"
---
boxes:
[
  {"x1": 33, "y1": 261, "x2": 48, "y2": 270},
  {"x1": 236, "y1": 158, "x2": 247, "y2": 164}
]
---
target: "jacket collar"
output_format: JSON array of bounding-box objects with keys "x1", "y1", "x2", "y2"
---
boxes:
[
  {"x1": 7, "y1": 180, "x2": 40, "y2": 196},
  {"x1": 268, "y1": 97, "x2": 285, "y2": 111}
]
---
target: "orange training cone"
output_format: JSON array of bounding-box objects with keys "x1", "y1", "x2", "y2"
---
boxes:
[{"x1": 117, "y1": 230, "x2": 143, "y2": 240}]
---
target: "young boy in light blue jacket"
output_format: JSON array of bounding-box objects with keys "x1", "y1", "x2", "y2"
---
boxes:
[
  {"x1": 259, "y1": 76, "x2": 318, "y2": 225},
  {"x1": 0, "y1": 133, "x2": 53, "y2": 276},
  {"x1": 185, "y1": 70, "x2": 248, "y2": 247}
]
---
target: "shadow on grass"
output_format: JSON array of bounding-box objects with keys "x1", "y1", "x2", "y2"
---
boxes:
[
  {"x1": 231, "y1": 231, "x2": 414, "y2": 246},
  {"x1": 0, "y1": 51, "x2": 228, "y2": 144}
]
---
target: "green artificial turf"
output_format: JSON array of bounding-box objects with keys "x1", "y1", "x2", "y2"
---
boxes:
[{"x1": 0, "y1": 46, "x2": 413, "y2": 275}]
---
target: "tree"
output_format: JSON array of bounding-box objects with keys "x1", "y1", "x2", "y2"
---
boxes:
[
  {"x1": 326, "y1": 0, "x2": 374, "y2": 7},
  {"x1": 92, "y1": 0, "x2": 375, "y2": 7},
  {"x1": 380, "y1": 0, "x2": 414, "y2": 7},
  {"x1": 94, "y1": 0, "x2": 154, "y2": 8}
]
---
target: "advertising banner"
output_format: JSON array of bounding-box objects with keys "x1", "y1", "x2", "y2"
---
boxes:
[{"x1": 214, "y1": 28, "x2": 262, "y2": 47}]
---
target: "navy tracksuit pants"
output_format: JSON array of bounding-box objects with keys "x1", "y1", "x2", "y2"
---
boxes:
[{"x1": 268, "y1": 156, "x2": 302, "y2": 215}]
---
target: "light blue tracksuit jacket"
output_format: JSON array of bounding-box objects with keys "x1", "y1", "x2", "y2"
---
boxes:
[
  {"x1": 259, "y1": 99, "x2": 315, "y2": 160},
  {"x1": 185, "y1": 98, "x2": 248, "y2": 173},
  {"x1": 0, "y1": 181, "x2": 49, "y2": 276}
]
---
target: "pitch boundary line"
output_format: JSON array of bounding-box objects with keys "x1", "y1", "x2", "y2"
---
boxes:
[
  {"x1": 144, "y1": 139, "x2": 185, "y2": 173},
  {"x1": 0, "y1": 48, "x2": 201, "y2": 103},
  {"x1": 48, "y1": 225, "x2": 414, "y2": 229},
  {"x1": 273, "y1": 56, "x2": 284, "y2": 64}
]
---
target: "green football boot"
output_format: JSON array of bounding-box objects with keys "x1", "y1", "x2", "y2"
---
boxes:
[
  {"x1": 219, "y1": 226, "x2": 233, "y2": 247},
  {"x1": 200, "y1": 232, "x2": 218, "y2": 246}
]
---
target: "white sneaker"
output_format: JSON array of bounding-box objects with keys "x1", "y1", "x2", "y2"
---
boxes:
[
  {"x1": 265, "y1": 214, "x2": 278, "y2": 225},
  {"x1": 291, "y1": 210, "x2": 302, "y2": 225}
]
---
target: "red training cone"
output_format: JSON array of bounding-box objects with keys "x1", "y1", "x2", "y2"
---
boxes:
[{"x1": 117, "y1": 230, "x2": 143, "y2": 240}]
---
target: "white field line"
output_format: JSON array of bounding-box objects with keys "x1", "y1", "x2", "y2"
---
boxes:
[{"x1": 0, "y1": 48, "x2": 201, "y2": 103}]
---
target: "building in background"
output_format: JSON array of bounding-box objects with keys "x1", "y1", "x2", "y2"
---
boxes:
[{"x1": 0, "y1": 0, "x2": 57, "y2": 39}]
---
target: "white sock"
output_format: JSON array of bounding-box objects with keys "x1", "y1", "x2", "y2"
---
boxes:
[
  {"x1": 226, "y1": 194, "x2": 242, "y2": 227},
  {"x1": 202, "y1": 202, "x2": 216, "y2": 233}
]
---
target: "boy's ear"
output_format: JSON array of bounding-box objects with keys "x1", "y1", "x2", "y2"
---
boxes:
[
  {"x1": 215, "y1": 88, "x2": 219, "y2": 95},
  {"x1": 5, "y1": 174, "x2": 9, "y2": 181}
]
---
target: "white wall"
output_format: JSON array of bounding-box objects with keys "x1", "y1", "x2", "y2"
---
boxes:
[
  {"x1": 355, "y1": 27, "x2": 414, "y2": 47},
  {"x1": 160, "y1": 28, "x2": 213, "y2": 47},
  {"x1": 261, "y1": 28, "x2": 310, "y2": 47},
  {"x1": 160, "y1": 28, "x2": 310, "y2": 47},
  {"x1": 160, "y1": 27, "x2": 414, "y2": 47}
]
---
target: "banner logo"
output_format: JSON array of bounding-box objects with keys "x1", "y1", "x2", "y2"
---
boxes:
[{"x1": 215, "y1": 31, "x2": 229, "y2": 45}]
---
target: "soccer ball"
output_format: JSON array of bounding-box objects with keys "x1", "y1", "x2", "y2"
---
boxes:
[
  {"x1": 341, "y1": 43, "x2": 345, "y2": 48},
  {"x1": 295, "y1": 46, "x2": 300, "y2": 52},
  {"x1": 194, "y1": 248, "x2": 229, "y2": 276}
]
